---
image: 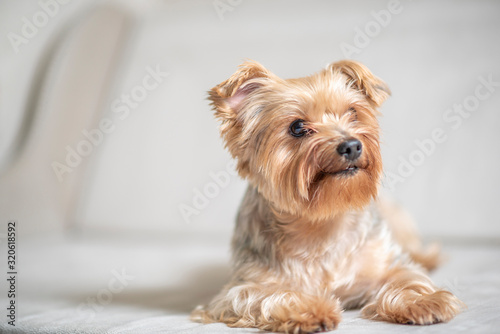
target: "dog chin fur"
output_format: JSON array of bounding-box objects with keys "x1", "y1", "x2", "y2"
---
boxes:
[{"x1": 191, "y1": 60, "x2": 464, "y2": 333}]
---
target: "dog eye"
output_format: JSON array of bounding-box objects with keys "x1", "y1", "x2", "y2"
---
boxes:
[
  {"x1": 348, "y1": 107, "x2": 358, "y2": 120},
  {"x1": 289, "y1": 119, "x2": 308, "y2": 137}
]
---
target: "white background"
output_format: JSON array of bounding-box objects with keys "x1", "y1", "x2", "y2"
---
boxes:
[{"x1": 0, "y1": 0, "x2": 499, "y2": 241}]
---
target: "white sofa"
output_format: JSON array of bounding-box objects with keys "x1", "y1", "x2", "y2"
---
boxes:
[{"x1": 1, "y1": 1, "x2": 499, "y2": 333}]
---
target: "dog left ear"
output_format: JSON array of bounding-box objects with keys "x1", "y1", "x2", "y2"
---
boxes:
[{"x1": 327, "y1": 60, "x2": 391, "y2": 107}]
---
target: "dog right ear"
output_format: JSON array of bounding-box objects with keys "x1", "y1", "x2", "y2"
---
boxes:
[
  {"x1": 208, "y1": 61, "x2": 272, "y2": 176},
  {"x1": 208, "y1": 60, "x2": 271, "y2": 123}
]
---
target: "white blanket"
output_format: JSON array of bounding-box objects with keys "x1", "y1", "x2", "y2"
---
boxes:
[{"x1": 1, "y1": 232, "x2": 499, "y2": 333}]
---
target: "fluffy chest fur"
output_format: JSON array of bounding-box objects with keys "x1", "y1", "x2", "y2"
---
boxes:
[{"x1": 231, "y1": 186, "x2": 400, "y2": 307}]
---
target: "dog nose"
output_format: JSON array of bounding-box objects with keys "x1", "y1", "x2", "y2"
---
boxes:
[{"x1": 337, "y1": 138, "x2": 362, "y2": 161}]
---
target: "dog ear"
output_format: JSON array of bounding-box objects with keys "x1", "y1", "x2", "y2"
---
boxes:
[
  {"x1": 208, "y1": 60, "x2": 271, "y2": 122},
  {"x1": 208, "y1": 61, "x2": 272, "y2": 172},
  {"x1": 327, "y1": 60, "x2": 391, "y2": 107}
]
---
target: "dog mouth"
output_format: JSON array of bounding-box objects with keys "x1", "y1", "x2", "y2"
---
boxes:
[
  {"x1": 333, "y1": 165, "x2": 359, "y2": 175},
  {"x1": 313, "y1": 165, "x2": 361, "y2": 183}
]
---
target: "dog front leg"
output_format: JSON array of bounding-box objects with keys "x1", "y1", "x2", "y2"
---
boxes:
[
  {"x1": 192, "y1": 281, "x2": 342, "y2": 333},
  {"x1": 361, "y1": 266, "x2": 464, "y2": 325}
]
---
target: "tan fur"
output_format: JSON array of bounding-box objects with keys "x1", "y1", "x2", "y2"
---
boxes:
[
  {"x1": 378, "y1": 198, "x2": 441, "y2": 271},
  {"x1": 192, "y1": 60, "x2": 464, "y2": 333}
]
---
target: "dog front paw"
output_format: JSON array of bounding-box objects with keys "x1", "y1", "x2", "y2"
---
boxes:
[
  {"x1": 270, "y1": 306, "x2": 341, "y2": 333},
  {"x1": 363, "y1": 289, "x2": 465, "y2": 325},
  {"x1": 197, "y1": 283, "x2": 342, "y2": 333}
]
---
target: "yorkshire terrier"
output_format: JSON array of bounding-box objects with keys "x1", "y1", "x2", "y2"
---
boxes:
[{"x1": 191, "y1": 60, "x2": 464, "y2": 333}]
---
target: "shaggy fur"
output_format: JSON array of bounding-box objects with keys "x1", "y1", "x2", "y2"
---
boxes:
[{"x1": 191, "y1": 60, "x2": 464, "y2": 333}]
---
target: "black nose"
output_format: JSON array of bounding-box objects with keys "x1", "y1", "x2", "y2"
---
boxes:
[{"x1": 337, "y1": 138, "x2": 362, "y2": 161}]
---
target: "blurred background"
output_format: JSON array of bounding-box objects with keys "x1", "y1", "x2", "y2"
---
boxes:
[
  {"x1": 1, "y1": 1, "x2": 500, "y2": 332},
  {"x1": 1, "y1": 0, "x2": 499, "y2": 243}
]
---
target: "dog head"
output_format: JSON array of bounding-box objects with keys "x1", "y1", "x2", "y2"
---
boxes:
[{"x1": 209, "y1": 60, "x2": 390, "y2": 221}]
